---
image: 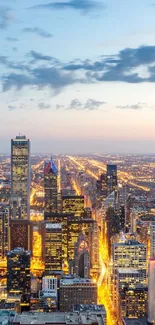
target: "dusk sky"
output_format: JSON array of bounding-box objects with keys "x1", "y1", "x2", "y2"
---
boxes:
[{"x1": 1, "y1": 0, "x2": 155, "y2": 153}]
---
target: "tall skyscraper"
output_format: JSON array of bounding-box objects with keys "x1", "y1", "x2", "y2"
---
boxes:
[
  {"x1": 0, "y1": 204, "x2": 9, "y2": 259},
  {"x1": 150, "y1": 221, "x2": 155, "y2": 258},
  {"x1": 148, "y1": 259, "x2": 155, "y2": 323},
  {"x1": 44, "y1": 157, "x2": 58, "y2": 213},
  {"x1": 62, "y1": 195, "x2": 84, "y2": 217},
  {"x1": 148, "y1": 222, "x2": 155, "y2": 323},
  {"x1": 74, "y1": 233, "x2": 90, "y2": 278},
  {"x1": 9, "y1": 219, "x2": 31, "y2": 251},
  {"x1": 11, "y1": 135, "x2": 30, "y2": 219},
  {"x1": 107, "y1": 164, "x2": 117, "y2": 196},
  {"x1": 7, "y1": 248, "x2": 31, "y2": 309},
  {"x1": 43, "y1": 222, "x2": 62, "y2": 272}
]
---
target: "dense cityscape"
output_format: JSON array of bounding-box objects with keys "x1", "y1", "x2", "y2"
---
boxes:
[{"x1": 0, "y1": 135, "x2": 154, "y2": 325}]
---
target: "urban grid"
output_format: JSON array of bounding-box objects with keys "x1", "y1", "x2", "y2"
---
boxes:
[{"x1": 0, "y1": 135, "x2": 154, "y2": 325}]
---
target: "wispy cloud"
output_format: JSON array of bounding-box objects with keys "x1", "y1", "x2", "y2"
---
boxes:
[
  {"x1": 0, "y1": 6, "x2": 14, "y2": 29},
  {"x1": 22, "y1": 27, "x2": 53, "y2": 38},
  {"x1": 30, "y1": 0, "x2": 103, "y2": 14},
  {"x1": 116, "y1": 102, "x2": 147, "y2": 110},
  {"x1": 68, "y1": 98, "x2": 105, "y2": 110},
  {"x1": 38, "y1": 102, "x2": 51, "y2": 110},
  {"x1": 6, "y1": 37, "x2": 18, "y2": 42},
  {"x1": 28, "y1": 51, "x2": 59, "y2": 64}
]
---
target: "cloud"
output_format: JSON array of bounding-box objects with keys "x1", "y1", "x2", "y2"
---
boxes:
[
  {"x1": 68, "y1": 98, "x2": 105, "y2": 110},
  {"x1": 84, "y1": 98, "x2": 105, "y2": 110},
  {"x1": 2, "y1": 67, "x2": 78, "y2": 92},
  {"x1": 8, "y1": 105, "x2": 16, "y2": 111},
  {"x1": 0, "y1": 6, "x2": 14, "y2": 29},
  {"x1": 4, "y1": 45, "x2": 155, "y2": 94},
  {"x1": 38, "y1": 102, "x2": 51, "y2": 110},
  {"x1": 22, "y1": 27, "x2": 53, "y2": 38},
  {"x1": 117, "y1": 102, "x2": 146, "y2": 110},
  {"x1": 28, "y1": 51, "x2": 59, "y2": 64},
  {"x1": 64, "y1": 45, "x2": 155, "y2": 83},
  {"x1": 30, "y1": 0, "x2": 103, "y2": 14},
  {"x1": 6, "y1": 37, "x2": 18, "y2": 42}
]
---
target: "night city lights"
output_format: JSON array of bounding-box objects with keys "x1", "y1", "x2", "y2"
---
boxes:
[{"x1": 1, "y1": 1, "x2": 155, "y2": 325}]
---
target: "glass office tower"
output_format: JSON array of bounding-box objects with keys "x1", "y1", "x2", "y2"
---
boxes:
[{"x1": 11, "y1": 135, "x2": 30, "y2": 219}]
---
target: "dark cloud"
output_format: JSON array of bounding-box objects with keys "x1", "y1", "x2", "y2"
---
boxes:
[
  {"x1": 117, "y1": 102, "x2": 146, "y2": 110},
  {"x1": 64, "y1": 45, "x2": 155, "y2": 83},
  {"x1": 22, "y1": 27, "x2": 53, "y2": 38},
  {"x1": 68, "y1": 98, "x2": 105, "y2": 110},
  {"x1": 2, "y1": 67, "x2": 77, "y2": 92},
  {"x1": 38, "y1": 102, "x2": 51, "y2": 110},
  {"x1": 4, "y1": 45, "x2": 155, "y2": 93},
  {"x1": 0, "y1": 6, "x2": 13, "y2": 29},
  {"x1": 30, "y1": 0, "x2": 103, "y2": 14}
]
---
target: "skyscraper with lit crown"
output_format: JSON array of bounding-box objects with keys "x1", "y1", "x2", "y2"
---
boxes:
[{"x1": 44, "y1": 157, "x2": 58, "y2": 213}]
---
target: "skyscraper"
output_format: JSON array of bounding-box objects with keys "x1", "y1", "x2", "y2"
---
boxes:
[
  {"x1": 7, "y1": 248, "x2": 31, "y2": 309},
  {"x1": 44, "y1": 157, "x2": 58, "y2": 213},
  {"x1": 150, "y1": 221, "x2": 155, "y2": 258},
  {"x1": 11, "y1": 135, "x2": 30, "y2": 219},
  {"x1": 43, "y1": 222, "x2": 62, "y2": 272},
  {"x1": 9, "y1": 219, "x2": 31, "y2": 251},
  {"x1": 62, "y1": 195, "x2": 84, "y2": 217},
  {"x1": 148, "y1": 222, "x2": 155, "y2": 323},
  {"x1": 0, "y1": 204, "x2": 9, "y2": 259},
  {"x1": 74, "y1": 233, "x2": 90, "y2": 278},
  {"x1": 107, "y1": 164, "x2": 117, "y2": 196}
]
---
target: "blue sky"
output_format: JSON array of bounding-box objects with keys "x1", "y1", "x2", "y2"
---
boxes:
[{"x1": 1, "y1": 0, "x2": 155, "y2": 153}]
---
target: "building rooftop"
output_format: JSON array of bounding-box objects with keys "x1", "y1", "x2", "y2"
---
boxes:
[
  {"x1": 113, "y1": 240, "x2": 145, "y2": 246},
  {"x1": 73, "y1": 304, "x2": 106, "y2": 313},
  {"x1": 117, "y1": 268, "x2": 140, "y2": 274},
  {"x1": 123, "y1": 318, "x2": 148, "y2": 325},
  {"x1": 13, "y1": 312, "x2": 105, "y2": 325},
  {"x1": 60, "y1": 277, "x2": 95, "y2": 286}
]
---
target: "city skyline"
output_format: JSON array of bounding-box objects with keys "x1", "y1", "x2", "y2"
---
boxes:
[{"x1": 1, "y1": 0, "x2": 155, "y2": 153}]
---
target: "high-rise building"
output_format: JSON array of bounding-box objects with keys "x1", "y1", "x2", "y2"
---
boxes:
[
  {"x1": 9, "y1": 219, "x2": 31, "y2": 251},
  {"x1": 96, "y1": 173, "x2": 107, "y2": 198},
  {"x1": 59, "y1": 277, "x2": 97, "y2": 311},
  {"x1": 112, "y1": 240, "x2": 147, "y2": 280},
  {"x1": 11, "y1": 135, "x2": 30, "y2": 219},
  {"x1": 119, "y1": 285, "x2": 147, "y2": 319},
  {"x1": 150, "y1": 221, "x2": 155, "y2": 258},
  {"x1": 148, "y1": 258, "x2": 155, "y2": 323},
  {"x1": 107, "y1": 165, "x2": 117, "y2": 196},
  {"x1": 74, "y1": 233, "x2": 90, "y2": 278},
  {"x1": 112, "y1": 239, "x2": 147, "y2": 311},
  {"x1": 44, "y1": 157, "x2": 58, "y2": 213},
  {"x1": 148, "y1": 222, "x2": 155, "y2": 323},
  {"x1": 106, "y1": 206, "x2": 120, "y2": 256},
  {"x1": 40, "y1": 276, "x2": 58, "y2": 311},
  {"x1": 43, "y1": 222, "x2": 62, "y2": 272},
  {"x1": 44, "y1": 213, "x2": 68, "y2": 268},
  {"x1": 7, "y1": 248, "x2": 31, "y2": 309},
  {"x1": 116, "y1": 269, "x2": 147, "y2": 319},
  {"x1": 0, "y1": 204, "x2": 9, "y2": 259},
  {"x1": 62, "y1": 195, "x2": 84, "y2": 217}
]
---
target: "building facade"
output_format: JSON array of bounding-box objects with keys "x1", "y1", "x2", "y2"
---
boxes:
[
  {"x1": 11, "y1": 136, "x2": 30, "y2": 219},
  {"x1": 44, "y1": 158, "x2": 58, "y2": 213}
]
